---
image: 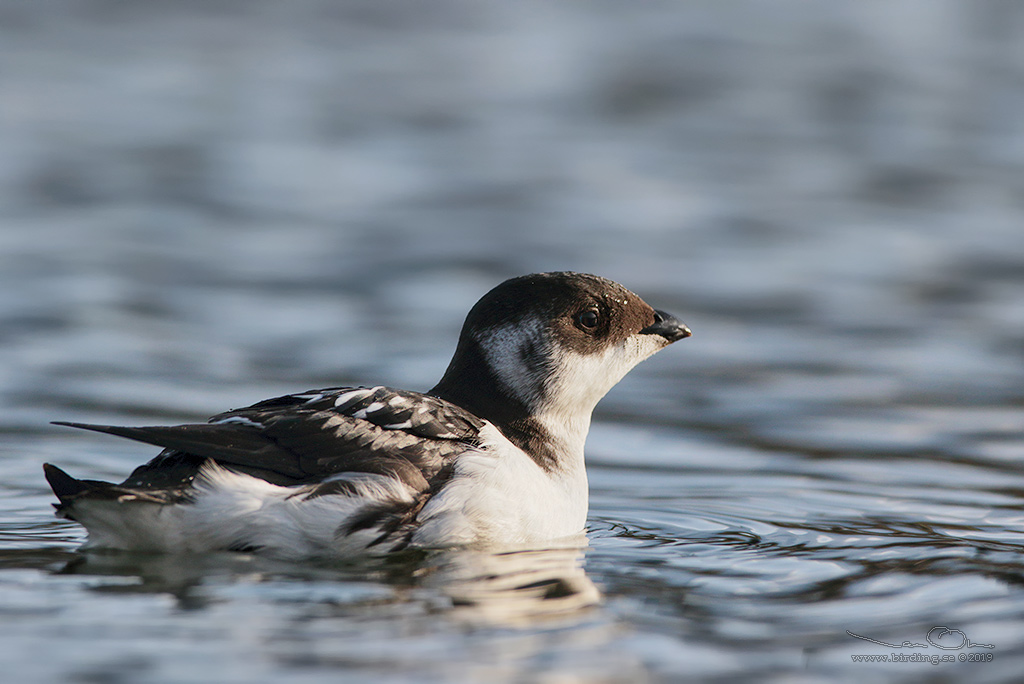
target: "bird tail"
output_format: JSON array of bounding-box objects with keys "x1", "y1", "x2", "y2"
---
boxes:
[{"x1": 42, "y1": 463, "x2": 116, "y2": 518}]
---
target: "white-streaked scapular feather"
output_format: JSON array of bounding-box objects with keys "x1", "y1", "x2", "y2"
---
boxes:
[{"x1": 44, "y1": 272, "x2": 690, "y2": 559}]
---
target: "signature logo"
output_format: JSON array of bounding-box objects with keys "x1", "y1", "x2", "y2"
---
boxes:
[{"x1": 847, "y1": 627, "x2": 994, "y2": 651}]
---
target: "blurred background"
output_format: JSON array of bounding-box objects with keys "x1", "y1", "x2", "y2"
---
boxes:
[{"x1": 3, "y1": 2, "x2": 1024, "y2": 683}]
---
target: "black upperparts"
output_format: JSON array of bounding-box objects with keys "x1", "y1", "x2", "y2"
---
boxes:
[{"x1": 48, "y1": 386, "x2": 485, "y2": 496}]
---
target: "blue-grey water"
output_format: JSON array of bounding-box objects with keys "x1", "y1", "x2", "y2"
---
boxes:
[{"x1": 4, "y1": 2, "x2": 1024, "y2": 682}]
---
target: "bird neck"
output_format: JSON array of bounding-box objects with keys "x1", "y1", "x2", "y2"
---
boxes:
[{"x1": 430, "y1": 339, "x2": 589, "y2": 474}]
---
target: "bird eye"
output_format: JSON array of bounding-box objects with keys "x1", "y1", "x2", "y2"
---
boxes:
[{"x1": 576, "y1": 309, "x2": 600, "y2": 330}]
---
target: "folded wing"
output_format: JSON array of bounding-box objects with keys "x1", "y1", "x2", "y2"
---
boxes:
[{"x1": 48, "y1": 386, "x2": 485, "y2": 506}]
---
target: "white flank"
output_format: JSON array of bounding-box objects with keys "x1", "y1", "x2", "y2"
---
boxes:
[{"x1": 72, "y1": 462, "x2": 421, "y2": 558}]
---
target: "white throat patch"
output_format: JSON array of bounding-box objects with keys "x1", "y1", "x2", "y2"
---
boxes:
[{"x1": 543, "y1": 332, "x2": 668, "y2": 419}]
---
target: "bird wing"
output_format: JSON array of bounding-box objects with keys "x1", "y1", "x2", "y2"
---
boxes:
[{"x1": 52, "y1": 386, "x2": 485, "y2": 500}]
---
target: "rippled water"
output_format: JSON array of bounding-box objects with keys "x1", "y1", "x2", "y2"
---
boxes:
[{"x1": 4, "y1": 2, "x2": 1024, "y2": 682}]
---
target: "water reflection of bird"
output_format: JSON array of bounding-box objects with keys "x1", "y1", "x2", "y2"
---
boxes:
[
  {"x1": 424, "y1": 541, "x2": 601, "y2": 627},
  {"x1": 44, "y1": 272, "x2": 690, "y2": 559}
]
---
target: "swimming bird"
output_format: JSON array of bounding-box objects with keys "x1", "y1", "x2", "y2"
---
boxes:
[{"x1": 44, "y1": 272, "x2": 690, "y2": 558}]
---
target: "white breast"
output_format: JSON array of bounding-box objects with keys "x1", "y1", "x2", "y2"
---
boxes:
[{"x1": 411, "y1": 423, "x2": 589, "y2": 548}]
